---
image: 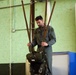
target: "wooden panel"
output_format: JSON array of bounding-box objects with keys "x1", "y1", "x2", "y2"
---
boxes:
[
  {"x1": 11, "y1": 63, "x2": 25, "y2": 75},
  {"x1": 0, "y1": 64, "x2": 9, "y2": 75}
]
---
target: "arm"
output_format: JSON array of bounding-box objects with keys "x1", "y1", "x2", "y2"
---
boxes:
[
  {"x1": 48, "y1": 26, "x2": 56, "y2": 46},
  {"x1": 27, "y1": 29, "x2": 37, "y2": 47}
]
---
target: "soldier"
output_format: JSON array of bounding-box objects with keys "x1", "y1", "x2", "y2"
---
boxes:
[{"x1": 27, "y1": 15, "x2": 56, "y2": 75}]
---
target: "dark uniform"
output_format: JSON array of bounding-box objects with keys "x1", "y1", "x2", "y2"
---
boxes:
[{"x1": 31, "y1": 26, "x2": 56, "y2": 75}]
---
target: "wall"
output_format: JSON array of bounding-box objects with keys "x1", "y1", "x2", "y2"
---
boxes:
[
  {"x1": 50, "y1": 0, "x2": 76, "y2": 52},
  {"x1": 0, "y1": 0, "x2": 10, "y2": 63},
  {"x1": 0, "y1": 0, "x2": 76, "y2": 63},
  {"x1": 0, "y1": 0, "x2": 76, "y2": 75}
]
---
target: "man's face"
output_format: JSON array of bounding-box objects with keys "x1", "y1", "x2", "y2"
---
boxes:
[{"x1": 36, "y1": 19, "x2": 44, "y2": 27}]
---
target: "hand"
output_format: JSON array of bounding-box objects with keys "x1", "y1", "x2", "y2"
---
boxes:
[
  {"x1": 27, "y1": 43, "x2": 31, "y2": 47},
  {"x1": 41, "y1": 42, "x2": 48, "y2": 47}
]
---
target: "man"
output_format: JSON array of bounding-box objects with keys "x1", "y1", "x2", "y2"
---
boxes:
[{"x1": 27, "y1": 15, "x2": 56, "y2": 75}]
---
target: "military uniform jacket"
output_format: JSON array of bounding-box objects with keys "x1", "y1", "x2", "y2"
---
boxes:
[{"x1": 31, "y1": 26, "x2": 56, "y2": 52}]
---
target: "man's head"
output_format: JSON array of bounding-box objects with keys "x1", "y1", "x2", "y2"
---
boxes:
[{"x1": 35, "y1": 15, "x2": 44, "y2": 27}]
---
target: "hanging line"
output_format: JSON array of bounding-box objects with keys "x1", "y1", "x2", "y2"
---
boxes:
[
  {"x1": 29, "y1": 0, "x2": 32, "y2": 42},
  {"x1": 30, "y1": 0, "x2": 35, "y2": 40},
  {"x1": 21, "y1": 0, "x2": 33, "y2": 52},
  {"x1": 21, "y1": 0, "x2": 35, "y2": 52},
  {"x1": 44, "y1": 0, "x2": 48, "y2": 25},
  {"x1": 47, "y1": 1, "x2": 56, "y2": 26},
  {"x1": 21, "y1": 0, "x2": 31, "y2": 42}
]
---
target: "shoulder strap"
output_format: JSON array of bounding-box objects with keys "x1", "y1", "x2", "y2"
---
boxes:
[{"x1": 43, "y1": 25, "x2": 49, "y2": 39}]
